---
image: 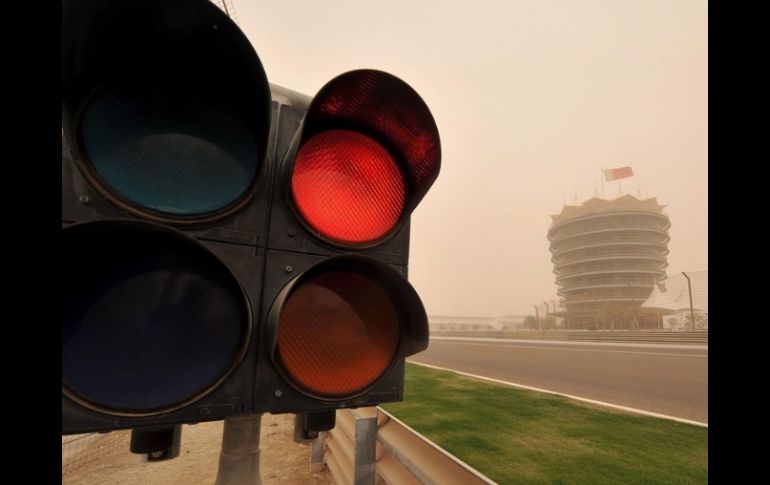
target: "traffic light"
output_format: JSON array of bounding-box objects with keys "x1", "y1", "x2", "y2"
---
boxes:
[
  {"x1": 62, "y1": 0, "x2": 272, "y2": 434},
  {"x1": 254, "y1": 70, "x2": 440, "y2": 418},
  {"x1": 62, "y1": 0, "x2": 440, "y2": 438}
]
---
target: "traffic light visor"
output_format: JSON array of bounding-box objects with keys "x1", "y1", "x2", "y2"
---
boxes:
[{"x1": 290, "y1": 70, "x2": 441, "y2": 247}]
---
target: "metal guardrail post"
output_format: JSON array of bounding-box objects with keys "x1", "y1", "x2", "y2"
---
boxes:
[
  {"x1": 310, "y1": 431, "x2": 326, "y2": 472},
  {"x1": 214, "y1": 414, "x2": 263, "y2": 485},
  {"x1": 324, "y1": 408, "x2": 497, "y2": 485},
  {"x1": 354, "y1": 413, "x2": 378, "y2": 485}
]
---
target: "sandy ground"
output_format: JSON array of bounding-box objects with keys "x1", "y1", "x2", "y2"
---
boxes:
[{"x1": 62, "y1": 413, "x2": 332, "y2": 485}]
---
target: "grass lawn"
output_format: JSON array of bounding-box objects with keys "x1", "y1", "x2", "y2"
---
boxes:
[{"x1": 381, "y1": 363, "x2": 708, "y2": 484}]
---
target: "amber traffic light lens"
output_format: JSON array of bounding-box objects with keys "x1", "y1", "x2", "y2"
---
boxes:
[{"x1": 276, "y1": 270, "x2": 400, "y2": 398}]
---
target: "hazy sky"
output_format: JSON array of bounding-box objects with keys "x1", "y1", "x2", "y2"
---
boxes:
[{"x1": 232, "y1": 0, "x2": 708, "y2": 317}]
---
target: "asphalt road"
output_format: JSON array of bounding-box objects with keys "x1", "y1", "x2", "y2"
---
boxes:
[{"x1": 410, "y1": 337, "x2": 708, "y2": 424}]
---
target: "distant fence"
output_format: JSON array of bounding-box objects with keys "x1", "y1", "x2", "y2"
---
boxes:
[
  {"x1": 62, "y1": 432, "x2": 128, "y2": 480},
  {"x1": 325, "y1": 407, "x2": 495, "y2": 485},
  {"x1": 431, "y1": 330, "x2": 708, "y2": 345}
]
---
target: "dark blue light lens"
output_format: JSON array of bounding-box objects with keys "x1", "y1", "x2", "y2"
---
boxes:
[
  {"x1": 81, "y1": 83, "x2": 258, "y2": 216},
  {"x1": 62, "y1": 221, "x2": 249, "y2": 412}
]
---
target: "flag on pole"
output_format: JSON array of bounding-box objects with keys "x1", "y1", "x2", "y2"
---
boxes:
[{"x1": 603, "y1": 166, "x2": 633, "y2": 181}]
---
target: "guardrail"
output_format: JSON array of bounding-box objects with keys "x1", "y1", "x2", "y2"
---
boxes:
[
  {"x1": 324, "y1": 407, "x2": 495, "y2": 485},
  {"x1": 431, "y1": 330, "x2": 708, "y2": 345},
  {"x1": 566, "y1": 330, "x2": 707, "y2": 344}
]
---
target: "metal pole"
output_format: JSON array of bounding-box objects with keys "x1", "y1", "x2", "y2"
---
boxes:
[
  {"x1": 354, "y1": 413, "x2": 378, "y2": 485},
  {"x1": 215, "y1": 414, "x2": 263, "y2": 485},
  {"x1": 310, "y1": 432, "x2": 325, "y2": 473},
  {"x1": 682, "y1": 272, "x2": 696, "y2": 330},
  {"x1": 551, "y1": 299, "x2": 558, "y2": 328},
  {"x1": 533, "y1": 305, "x2": 541, "y2": 331},
  {"x1": 543, "y1": 301, "x2": 550, "y2": 329}
]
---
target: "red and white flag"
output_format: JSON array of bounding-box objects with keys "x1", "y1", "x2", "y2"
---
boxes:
[{"x1": 603, "y1": 166, "x2": 633, "y2": 181}]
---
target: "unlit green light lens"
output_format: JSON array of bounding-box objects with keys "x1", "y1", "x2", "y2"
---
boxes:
[{"x1": 82, "y1": 84, "x2": 258, "y2": 216}]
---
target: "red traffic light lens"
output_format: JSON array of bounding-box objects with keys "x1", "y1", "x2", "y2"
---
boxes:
[
  {"x1": 291, "y1": 130, "x2": 406, "y2": 245},
  {"x1": 276, "y1": 270, "x2": 400, "y2": 398}
]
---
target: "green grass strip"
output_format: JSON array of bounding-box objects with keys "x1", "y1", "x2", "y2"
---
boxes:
[{"x1": 381, "y1": 362, "x2": 707, "y2": 484}]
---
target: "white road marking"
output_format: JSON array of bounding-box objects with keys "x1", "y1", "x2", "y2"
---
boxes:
[{"x1": 407, "y1": 360, "x2": 708, "y2": 428}]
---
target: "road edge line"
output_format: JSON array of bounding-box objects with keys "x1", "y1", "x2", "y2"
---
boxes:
[{"x1": 407, "y1": 360, "x2": 708, "y2": 428}]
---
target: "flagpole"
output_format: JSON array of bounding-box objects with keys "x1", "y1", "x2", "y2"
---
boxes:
[{"x1": 601, "y1": 168, "x2": 605, "y2": 198}]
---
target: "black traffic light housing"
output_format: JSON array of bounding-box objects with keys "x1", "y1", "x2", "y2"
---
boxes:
[
  {"x1": 253, "y1": 71, "x2": 440, "y2": 415},
  {"x1": 62, "y1": 0, "x2": 271, "y2": 434},
  {"x1": 62, "y1": 0, "x2": 440, "y2": 438},
  {"x1": 61, "y1": 219, "x2": 263, "y2": 433}
]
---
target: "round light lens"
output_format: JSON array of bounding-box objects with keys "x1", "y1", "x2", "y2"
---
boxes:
[
  {"x1": 291, "y1": 130, "x2": 406, "y2": 245},
  {"x1": 62, "y1": 221, "x2": 249, "y2": 413},
  {"x1": 276, "y1": 270, "x2": 400, "y2": 398},
  {"x1": 82, "y1": 83, "x2": 259, "y2": 216}
]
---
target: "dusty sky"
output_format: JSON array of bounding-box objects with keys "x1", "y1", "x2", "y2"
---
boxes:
[{"x1": 232, "y1": 0, "x2": 708, "y2": 318}]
